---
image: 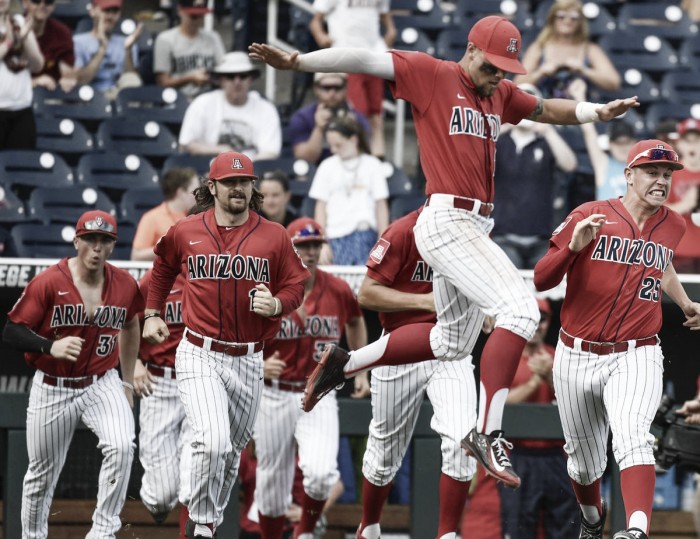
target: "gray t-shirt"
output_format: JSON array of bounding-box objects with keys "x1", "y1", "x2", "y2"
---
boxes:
[{"x1": 153, "y1": 27, "x2": 225, "y2": 99}]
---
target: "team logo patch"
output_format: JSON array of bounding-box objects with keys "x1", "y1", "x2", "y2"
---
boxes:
[
  {"x1": 232, "y1": 158, "x2": 244, "y2": 170},
  {"x1": 506, "y1": 38, "x2": 519, "y2": 53},
  {"x1": 552, "y1": 216, "x2": 572, "y2": 235},
  {"x1": 370, "y1": 238, "x2": 390, "y2": 264}
]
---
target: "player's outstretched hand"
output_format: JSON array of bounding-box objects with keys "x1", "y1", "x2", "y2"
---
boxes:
[
  {"x1": 248, "y1": 43, "x2": 300, "y2": 71},
  {"x1": 50, "y1": 336, "x2": 84, "y2": 362},
  {"x1": 143, "y1": 316, "x2": 169, "y2": 344},
  {"x1": 351, "y1": 371, "x2": 370, "y2": 399},
  {"x1": 681, "y1": 301, "x2": 700, "y2": 330},
  {"x1": 133, "y1": 359, "x2": 156, "y2": 397},
  {"x1": 252, "y1": 283, "x2": 281, "y2": 317},
  {"x1": 596, "y1": 96, "x2": 640, "y2": 122},
  {"x1": 568, "y1": 214, "x2": 606, "y2": 252}
]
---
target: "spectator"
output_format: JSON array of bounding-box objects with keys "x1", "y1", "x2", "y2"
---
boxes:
[
  {"x1": 73, "y1": 0, "x2": 143, "y2": 99},
  {"x1": 665, "y1": 118, "x2": 700, "y2": 273},
  {"x1": 258, "y1": 169, "x2": 297, "y2": 227},
  {"x1": 153, "y1": 0, "x2": 225, "y2": 100},
  {"x1": 491, "y1": 83, "x2": 577, "y2": 269},
  {"x1": 0, "y1": 1, "x2": 44, "y2": 150},
  {"x1": 499, "y1": 298, "x2": 580, "y2": 539},
  {"x1": 654, "y1": 118, "x2": 680, "y2": 147},
  {"x1": 514, "y1": 0, "x2": 620, "y2": 100},
  {"x1": 178, "y1": 51, "x2": 282, "y2": 159},
  {"x1": 309, "y1": 0, "x2": 395, "y2": 159},
  {"x1": 22, "y1": 0, "x2": 76, "y2": 92},
  {"x1": 130, "y1": 166, "x2": 199, "y2": 261},
  {"x1": 288, "y1": 71, "x2": 371, "y2": 165},
  {"x1": 309, "y1": 116, "x2": 389, "y2": 266}
]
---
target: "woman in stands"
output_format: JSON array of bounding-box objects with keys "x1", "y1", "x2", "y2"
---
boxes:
[
  {"x1": 514, "y1": 0, "x2": 619, "y2": 100},
  {"x1": 0, "y1": 0, "x2": 44, "y2": 149}
]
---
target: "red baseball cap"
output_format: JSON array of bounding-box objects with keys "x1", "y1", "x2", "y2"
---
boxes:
[
  {"x1": 209, "y1": 151, "x2": 258, "y2": 181},
  {"x1": 468, "y1": 16, "x2": 526, "y2": 75},
  {"x1": 626, "y1": 139, "x2": 683, "y2": 171},
  {"x1": 677, "y1": 118, "x2": 700, "y2": 137},
  {"x1": 178, "y1": 0, "x2": 211, "y2": 15},
  {"x1": 287, "y1": 218, "x2": 327, "y2": 245},
  {"x1": 75, "y1": 210, "x2": 118, "y2": 239},
  {"x1": 92, "y1": 0, "x2": 123, "y2": 10}
]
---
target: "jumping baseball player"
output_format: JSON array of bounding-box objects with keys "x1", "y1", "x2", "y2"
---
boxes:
[
  {"x1": 142, "y1": 151, "x2": 310, "y2": 539},
  {"x1": 250, "y1": 15, "x2": 638, "y2": 487},
  {"x1": 356, "y1": 208, "x2": 478, "y2": 539},
  {"x1": 3, "y1": 210, "x2": 143, "y2": 539},
  {"x1": 136, "y1": 270, "x2": 193, "y2": 533},
  {"x1": 534, "y1": 140, "x2": 700, "y2": 539},
  {"x1": 253, "y1": 217, "x2": 368, "y2": 539}
]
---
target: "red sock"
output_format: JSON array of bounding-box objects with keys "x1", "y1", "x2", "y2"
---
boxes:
[
  {"x1": 571, "y1": 478, "x2": 602, "y2": 513},
  {"x1": 620, "y1": 465, "x2": 655, "y2": 533},
  {"x1": 360, "y1": 478, "x2": 393, "y2": 528},
  {"x1": 259, "y1": 514, "x2": 286, "y2": 539},
  {"x1": 478, "y1": 328, "x2": 527, "y2": 433},
  {"x1": 179, "y1": 504, "x2": 189, "y2": 539},
  {"x1": 294, "y1": 492, "x2": 327, "y2": 536},
  {"x1": 438, "y1": 473, "x2": 471, "y2": 537}
]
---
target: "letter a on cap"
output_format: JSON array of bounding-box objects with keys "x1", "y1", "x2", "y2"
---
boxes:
[{"x1": 232, "y1": 158, "x2": 244, "y2": 170}]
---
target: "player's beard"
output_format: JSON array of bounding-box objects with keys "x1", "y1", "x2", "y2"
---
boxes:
[{"x1": 216, "y1": 188, "x2": 249, "y2": 215}]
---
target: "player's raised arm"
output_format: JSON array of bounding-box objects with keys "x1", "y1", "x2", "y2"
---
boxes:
[
  {"x1": 248, "y1": 43, "x2": 396, "y2": 81},
  {"x1": 527, "y1": 94, "x2": 640, "y2": 125}
]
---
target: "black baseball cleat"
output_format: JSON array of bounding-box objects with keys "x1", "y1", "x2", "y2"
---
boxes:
[
  {"x1": 302, "y1": 343, "x2": 349, "y2": 412},
  {"x1": 579, "y1": 499, "x2": 607, "y2": 539},
  {"x1": 612, "y1": 528, "x2": 648, "y2": 539},
  {"x1": 152, "y1": 510, "x2": 170, "y2": 525},
  {"x1": 460, "y1": 428, "x2": 521, "y2": 488}
]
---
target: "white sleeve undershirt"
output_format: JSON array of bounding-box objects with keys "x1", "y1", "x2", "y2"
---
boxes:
[{"x1": 297, "y1": 48, "x2": 396, "y2": 81}]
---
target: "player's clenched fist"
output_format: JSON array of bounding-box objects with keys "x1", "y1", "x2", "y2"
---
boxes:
[
  {"x1": 568, "y1": 213, "x2": 606, "y2": 252},
  {"x1": 251, "y1": 283, "x2": 282, "y2": 318},
  {"x1": 264, "y1": 351, "x2": 286, "y2": 380},
  {"x1": 142, "y1": 314, "x2": 170, "y2": 344},
  {"x1": 50, "y1": 336, "x2": 85, "y2": 362}
]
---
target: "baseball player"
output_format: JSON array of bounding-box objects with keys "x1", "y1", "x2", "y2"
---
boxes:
[
  {"x1": 356, "y1": 208, "x2": 478, "y2": 539},
  {"x1": 2, "y1": 210, "x2": 143, "y2": 539},
  {"x1": 142, "y1": 151, "x2": 310, "y2": 539},
  {"x1": 253, "y1": 217, "x2": 369, "y2": 539},
  {"x1": 135, "y1": 270, "x2": 193, "y2": 532},
  {"x1": 250, "y1": 15, "x2": 638, "y2": 488},
  {"x1": 533, "y1": 140, "x2": 700, "y2": 539}
]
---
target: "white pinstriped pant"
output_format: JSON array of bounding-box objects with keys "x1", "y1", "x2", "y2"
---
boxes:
[
  {"x1": 253, "y1": 387, "x2": 340, "y2": 516},
  {"x1": 138, "y1": 374, "x2": 193, "y2": 515},
  {"x1": 414, "y1": 201, "x2": 539, "y2": 361},
  {"x1": 22, "y1": 369, "x2": 135, "y2": 539},
  {"x1": 363, "y1": 358, "x2": 477, "y2": 486},
  {"x1": 175, "y1": 336, "x2": 264, "y2": 528},
  {"x1": 553, "y1": 339, "x2": 664, "y2": 485}
]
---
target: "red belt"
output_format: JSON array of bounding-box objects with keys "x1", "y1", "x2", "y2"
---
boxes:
[
  {"x1": 559, "y1": 330, "x2": 658, "y2": 356},
  {"x1": 264, "y1": 379, "x2": 306, "y2": 393},
  {"x1": 41, "y1": 371, "x2": 107, "y2": 389},
  {"x1": 426, "y1": 194, "x2": 494, "y2": 217},
  {"x1": 146, "y1": 363, "x2": 176, "y2": 379},
  {"x1": 185, "y1": 332, "x2": 263, "y2": 357}
]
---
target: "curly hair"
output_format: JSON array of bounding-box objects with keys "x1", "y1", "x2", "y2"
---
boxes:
[{"x1": 193, "y1": 180, "x2": 264, "y2": 213}]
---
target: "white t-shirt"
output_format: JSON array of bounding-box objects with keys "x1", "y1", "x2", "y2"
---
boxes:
[
  {"x1": 0, "y1": 62, "x2": 32, "y2": 110},
  {"x1": 309, "y1": 153, "x2": 389, "y2": 238},
  {"x1": 313, "y1": 0, "x2": 390, "y2": 51},
  {"x1": 178, "y1": 89, "x2": 282, "y2": 159}
]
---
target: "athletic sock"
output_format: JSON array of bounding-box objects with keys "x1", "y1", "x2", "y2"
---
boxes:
[
  {"x1": 621, "y1": 465, "x2": 655, "y2": 534},
  {"x1": 360, "y1": 478, "x2": 392, "y2": 528},
  {"x1": 476, "y1": 328, "x2": 527, "y2": 433},
  {"x1": 571, "y1": 478, "x2": 603, "y2": 523},
  {"x1": 345, "y1": 323, "x2": 435, "y2": 375},
  {"x1": 294, "y1": 492, "x2": 326, "y2": 536},
  {"x1": 258, "y1": 514, "x2": 286, "y2": 539},
  {"x1": 179, "y1": 505, "x2": 189, "y2": 539},
  {"x1": 437, "y1": 473, "x2": 470, "y2": 537}
]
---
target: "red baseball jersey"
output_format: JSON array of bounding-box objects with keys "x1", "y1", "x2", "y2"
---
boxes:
[
  {"x1": 365, "y1": 209, "x2": 436, "y2": 332},
  {"x1": 147, "y1": 209, "x2": 309, "y2": 343},
  {"x1": 266, "y1": 269, "x2": 362, "y2": 383},
  {"x1": 389, "y1": 51, "x2": 537, "y2": 202},
  {"x1": 665, "y1": 168, "x2": 700, "y2": 259},
  {"x1": 8, "y1": 258, "x2": 144, "y2": 377},
  {"x1": 547, "y1": 198, "x2": 685, "y2": 341},
  {"x1": 138, "y1": 269, "x2": 186, "y2": 368}
]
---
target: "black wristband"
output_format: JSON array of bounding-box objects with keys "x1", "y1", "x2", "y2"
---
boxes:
[{"x1": 143, "y1": 313, "x2": 161, "y2": 320}]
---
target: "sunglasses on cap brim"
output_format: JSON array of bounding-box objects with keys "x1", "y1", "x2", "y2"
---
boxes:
[{"x1": 628, "y1": 148, "x2": 681, "y2": 168}]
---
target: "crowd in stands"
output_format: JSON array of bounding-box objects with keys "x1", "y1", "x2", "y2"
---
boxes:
[{"x1": 1, "y1": 0, "x2": 700, "y2": 535}]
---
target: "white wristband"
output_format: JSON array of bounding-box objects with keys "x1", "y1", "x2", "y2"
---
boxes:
[
  {"x1": 122, "y1": 381, "x2": 134, "y2": 391},
  {"x1": 575, "y1": 101, "x2": 603, "y2": 124},
  {"x1": 273, "y1": 297, "x2": 282, "y2": 317}
]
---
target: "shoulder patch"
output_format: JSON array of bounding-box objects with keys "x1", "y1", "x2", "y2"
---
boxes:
[
  {"x1": 369, "y1": 238, "x2": 391, "y2": 264},
  {"x1": 552, "y1": 217, "x2": 572, "y2": 236}
]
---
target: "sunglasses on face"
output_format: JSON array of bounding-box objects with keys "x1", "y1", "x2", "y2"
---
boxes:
[
  {"x1": 102, "y1": 6, "x2": 121, "y2": 13},
  {"x1": 628, "y1": 148, "x2": 680, "y2": 168},
  {"x1": 555, "y1": 12, "x2": 581, "y2": 21},
  {"x1": 479, "y1": 61, "x2": 500, "y2": 76},
  {"x1": 29, "y1": 0, "x2": 56, "y2": 5},
  {"x1": 222, "y1": 73, "x2": 253, "y2": 80},
  {"x1": 317, "y1": 84, "x2": 345, "y2": 92}
]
